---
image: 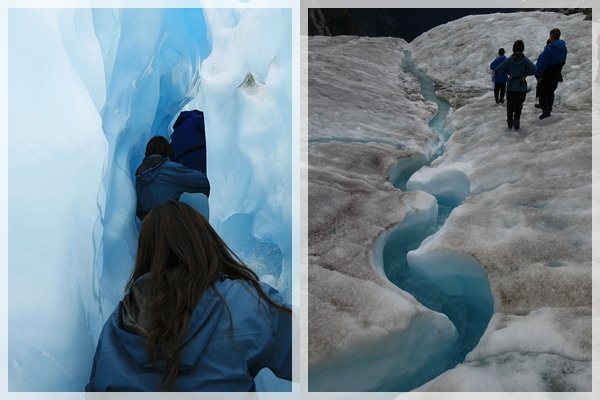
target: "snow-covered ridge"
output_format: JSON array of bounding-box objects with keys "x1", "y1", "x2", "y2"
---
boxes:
[{"x1": 309, "y1": 11, "x2": 591, "y2": 391}]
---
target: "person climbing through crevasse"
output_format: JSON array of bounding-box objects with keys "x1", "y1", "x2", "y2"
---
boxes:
[
  {"x1": 169, "y1": 110, "x2": 210, "y2": 218},
  {"x1": 495, "y1": 40, "x2": 537, "y2": 130},
  {"x1": 490, "y1": 48, "x2": 508, "y2": 104},
  {"x1": 171, "y1": 110, "x2": 207, "y2": 173},
  {"x1": 86, "y1": 201, "x2": 292, "y2": 391},
  {"x1": 135, "y1": 136, "x2": 210, "y2": 220},
  {"x1": 535, "y1": 28, "x2": 568, "y2": 120}
]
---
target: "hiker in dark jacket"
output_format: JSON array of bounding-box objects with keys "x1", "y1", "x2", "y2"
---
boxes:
[
  {"x1": 534, "y1": 39, "x2": 552, "y2": 109},
  {"x1": 490, "y1": 48, "x2": 508, "y2": 104},
  {"x1": 535, "y1": 28, "x2": 567, "y2": 119},
  {"x1": 86, "y1": 201, "x2": 292, "y2": 391},
  {"x1": 135, "y1": 136, "x2": 210, "y2": 220},
  {"x1": 171, "y1": 110, "x2": 207, "y2": 172},
  {"x1": 495, "y1": 40, "x2": 537, "y2": 130}
]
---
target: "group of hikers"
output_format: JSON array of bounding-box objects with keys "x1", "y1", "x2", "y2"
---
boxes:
[
  {"x1": 86, "y1": 110, "x2": 293, "y2": 391},
  {"x1": 134, "y1": 110, "x2": 210, "y2": 220},
  {"x1": 490, "y1": 28, "x2": 568, "y2": 130}
]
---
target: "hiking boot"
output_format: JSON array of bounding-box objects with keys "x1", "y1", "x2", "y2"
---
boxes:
[
  {"x1": 507, "y1": 119, "x2": 513, "y2": 129},
  {"x1": 539, "y1": 112, "x2": 551, "y2": 120},
  {"x1": 514, "y1": 119, "x2": 520, "y2": 130}
]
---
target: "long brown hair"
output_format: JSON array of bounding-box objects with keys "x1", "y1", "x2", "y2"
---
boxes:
[{"x1": 127, "y1": 200, "x2": 289, "y2": 391}]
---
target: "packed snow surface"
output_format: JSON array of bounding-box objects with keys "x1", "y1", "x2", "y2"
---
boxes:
[
  {"x1": 308, "y1": 11, "x2": 591, "y2": 391},
  {"x1": 8, "y1": 6, "x2": 292, "y2": 391}
]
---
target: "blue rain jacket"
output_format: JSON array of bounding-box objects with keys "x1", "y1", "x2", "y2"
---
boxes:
[
  {"x1": 171, "y1": 110, "x2": 207, "y2": 173},
  {"x1": 86, "y1": 276, "x2": 292, "y2": 391},
  {"x1": 135, "y1": 154, "x2": 210, "y2": 219},
  {"x1": 536, "y1": 39, "x2": 567, "y2": 77},
  {"x1": 490, "y1": 55, "x2": 508, "y2": 84},
  {"x1": 495, "y1": 52, "x2": 537, "y2": 93}
]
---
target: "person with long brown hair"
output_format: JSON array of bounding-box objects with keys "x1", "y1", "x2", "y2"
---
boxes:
[{"x1": 86, "y1": 201, "x2": 292, "y2": 391}]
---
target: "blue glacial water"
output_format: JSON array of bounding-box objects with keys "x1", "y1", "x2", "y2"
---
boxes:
[
  {"x1": 380, "y1": 51, "x2": 493, "y2": 391},
  {"x1": 308, "y1": 51, "x2": 493, "y2": 393}
]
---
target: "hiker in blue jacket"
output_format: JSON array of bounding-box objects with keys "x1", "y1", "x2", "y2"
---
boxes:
[
  {"x1": 86, "y1": 201, "x2": 292, "y2": 391},
  {"x1": 495, "y1": 40, "x2": 537, "y2": 130},
  {"x1": 534, "y1": 39, "x2": 552, "y2": 109},
  {"x1": 535, "y1": 28, "x2": 567, "y2": 119},
  {"x1": 135, "y1": 136, "x2": 210, "y2": 220},
  {"x1": 171, "y1": 110, "x2": 207, "y2": 172},
  {"x1": 490, "y1": 48, "x2": 508, "y2": 104}
]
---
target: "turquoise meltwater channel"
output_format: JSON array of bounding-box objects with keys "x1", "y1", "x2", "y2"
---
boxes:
[
  {"x1": 308, "y1": 50, "x2": 493, "y2": 392},
  {"x1": 381, "y1": 50, "x2": 494, "y2": 390}
]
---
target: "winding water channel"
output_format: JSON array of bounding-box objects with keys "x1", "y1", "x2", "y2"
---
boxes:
[
  {"x1": 379, "y1": 51, "x2": 494, "y2": 391},
  {"x1": 309, "y1": 51, "x2": 493, "y2": 392}
]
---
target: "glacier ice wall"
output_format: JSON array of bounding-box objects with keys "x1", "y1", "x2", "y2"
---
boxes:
[
  {"x1": 96, "y1": 6, "x2": 212, "y2": 323},
  {"x1": 8, "y1": 6, "x2": 291, "y2": 392},
  {"x1": 8, "y1": 9, "x2": 108, "y2": 391},
  {"x1": 200, "y1": 7, "x2": 293, "y2": 301}
]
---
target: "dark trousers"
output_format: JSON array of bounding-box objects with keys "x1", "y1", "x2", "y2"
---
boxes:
[
  {"x1": 506, "y1": 90, "x2": 526, "y2": 122},
  {"x1": 539, "y1": 64, "x2": 563, "y2": 114},
  {"x1": 494, "y1": 83, "x2": 506, "y2": 103},
  {"x1": 539, "y1": 78, "x2": 559, "y2": 114}
]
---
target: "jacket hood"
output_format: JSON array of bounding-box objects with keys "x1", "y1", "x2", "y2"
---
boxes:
[
  {"x1": 114, "y1": 272, "x2": 223, "y2": 371},
  {"x1": 549, "y1": 39, "x2": 566, "y2": 51},
  {"x1": 135, "y1": 155, "x2": 167, "y2": 183}
]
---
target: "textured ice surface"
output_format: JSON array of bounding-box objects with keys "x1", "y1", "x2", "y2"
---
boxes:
[
  {"x1": 407, "y1": 166, "x2": 470, "y2": 206},
  {"x1": 8, "y1": 9, "x2": 108, "y2": 391},
  {"x1": 410, "y1": 12, "x2": 592, "y2": 392},
  {"x1": 309, "y1": 11, "x2": 591, "y2": 391},
  {"x1": 308, "y1": 36, "x2": 456, "y2": 388},
  {"x1": 309, "y1": 311, "x2": 457, "y2": 391},
  {"x1": 309, "y1": 36, "x2": 438, "y2": 152},
  {"x1": 8, "y1": 6, "x2": 292, "y2": 392}
]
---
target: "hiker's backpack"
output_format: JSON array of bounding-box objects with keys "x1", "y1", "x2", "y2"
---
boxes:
[{"x1": 509, "y1": 56, "x2": 527, "y2": 89}]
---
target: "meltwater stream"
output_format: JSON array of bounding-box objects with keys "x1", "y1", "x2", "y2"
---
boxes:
[
  {"x1": 379, "y1": 51, "x2": 494, "y2": 391},
  {"x1": 308, "y1": 51, "x2": 493, "y2": 393}
]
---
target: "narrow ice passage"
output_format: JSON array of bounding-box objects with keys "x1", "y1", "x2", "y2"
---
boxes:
[
  {"x1": 8, "y1": 8, "x2": 293, "y2": 392},
  {"x1": 377, "y1": 51, "x2": 494, "y2": 391}
]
